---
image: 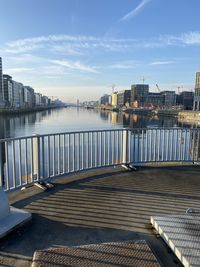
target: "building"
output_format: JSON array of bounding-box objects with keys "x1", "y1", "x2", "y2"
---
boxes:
[
  {"x1": 193, "y1": 72, "x2": 200, "y2": 111},
  {"x1": 146, "y1": 92, "x2": 163, "y2": 108},
  {"x1": 100, "y1": 94, "x2": 111, "y2": 106},
  {"x1": 131, "y1": 84, "x2": 149, "y2": 107},
  {"x1": 161, "y1": 91, "x2": 176, "y2": 108},
  {"x1": 177, "y1": 91, "x2": 194, "y2": 110},
  {"x1": 117, "y1": 90, "x2": 131, "y2": 107},
  {"x1": 34, "y1": 93, "x2": 42, "y2": 106},
  {"x1": 3, "y1": 75, "x2": 13, "y2": 106},
  {"x1": 24, "y1": 86, "x2": 35, "y2": 108},
  {"x1": 0, "y1": 57, "x2": 4, "y2": 106},
  {"x1": 111, "y1": 92, "x2": 118, "y2": 107},
  {"x1": 41, "y1": 96, "x2": 49, "y2": 106},
  {"x1": 12, "y1": 81, "x2": 23, "y2": 108}
]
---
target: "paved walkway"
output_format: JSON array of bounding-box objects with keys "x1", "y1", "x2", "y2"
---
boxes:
[{"x1": 0, "y1": 166, "x2": 200, "y2": 267}]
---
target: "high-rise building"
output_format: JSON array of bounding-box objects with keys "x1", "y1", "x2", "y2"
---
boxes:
[
  {"x1": 161, "y1": 91, "x2": 176, "y2": 108},
  {"x1": 117, "y1": 90, "x2": 131, "y2": 107},
  {"x1": 130, "y1": 84, "x2": 149, "y2": 107},
  {"x1": 3, "y1": 75, "x2": 13, "y2": 106},
  {"x1": 0, "y1": 57, "x2": 4, "y2": 106},
  {"x1": 193, "y1": 72, "x2": 200, "y2": 111},
  {"x1": 177, "y1": 91, "x2": 194, "y2": 110}
]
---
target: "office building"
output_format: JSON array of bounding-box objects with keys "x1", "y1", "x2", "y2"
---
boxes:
[
  {"x1": 24, "y1": 86, "x2": 35, "y2": 107},
  {"x1": 100, "y1": 94, "x2": 111, "y2": 106},
  {"x1": 0, "y1": 57, "x2": 4, "y2": 106},
  {"x1": 12, "y1": 81, "x2": 23, "y2": 108},
  {"x1": 193, "y1": 72, "x2": 200, "y2": 111},
  {"x1": 131, "y1": 84, "x2": 149, "y2": 107},
  {"x1": 146, "y1": 92, "x2": 163, "y2": 108},
  {"x1": 161, "y1": 91, "x2": 176, "y2": 108},
  {"x1": 112, "y1": 92, "x2": 118, "y2": 107},
  {"x1": 3, "y1": 75, "x2": 13, "y2": 106},
  {"x1": 117, "y1": 90, "x2": 131, "y2": 107},
  {"x1": 177, "y1": 91, "x2": 194, "y2": 110}
]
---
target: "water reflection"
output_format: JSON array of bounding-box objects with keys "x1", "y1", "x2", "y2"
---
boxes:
[{"x1": 0, "y1": 107, "x2": 198, "y2": 140}]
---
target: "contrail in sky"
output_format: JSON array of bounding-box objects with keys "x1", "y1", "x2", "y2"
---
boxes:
[{"x1": 120, "y1": 0, "x2": 152, "y2": 22}]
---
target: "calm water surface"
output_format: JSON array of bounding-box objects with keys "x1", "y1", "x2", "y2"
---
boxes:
[{"x1": 0, "y1": 107, "x2": 196, "y2": 139}]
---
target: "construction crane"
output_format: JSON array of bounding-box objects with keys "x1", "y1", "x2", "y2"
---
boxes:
[{"x1": 156, "y1": 84, "x2": 161, "y2": 92}]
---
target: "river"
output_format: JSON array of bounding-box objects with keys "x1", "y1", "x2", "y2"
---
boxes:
[{"x1": 0, "y1": 107, "x2": 196, "y2": 139}]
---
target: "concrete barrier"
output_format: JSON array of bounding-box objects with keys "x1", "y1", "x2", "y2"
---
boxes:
[{"x1": 0, "y1": 187, "x2": 31, "y2": 238}]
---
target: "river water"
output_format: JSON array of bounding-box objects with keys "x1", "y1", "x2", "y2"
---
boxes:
[{"x1": 0, "y1": 107, "x2": 196, "y2": 139}]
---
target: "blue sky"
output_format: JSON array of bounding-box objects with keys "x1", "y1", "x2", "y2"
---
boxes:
[{"x1": 0, "y1": 0, "x2": 200, "y2": 102}]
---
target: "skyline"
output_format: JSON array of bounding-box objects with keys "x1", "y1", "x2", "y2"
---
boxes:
[{"x1": 0, "y1": 0, "x2": 200, "y2": 102}]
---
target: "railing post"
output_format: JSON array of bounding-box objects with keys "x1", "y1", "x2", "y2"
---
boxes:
[
  {"x1": 122, "y1": 129, "x2": 128, "y2": 164},
  {"x1": 33, "y1": 134, "x2": 40, "y2": 181},
  {"x1": 0, "y1": 142, "x2": 5, "y2": 187}
]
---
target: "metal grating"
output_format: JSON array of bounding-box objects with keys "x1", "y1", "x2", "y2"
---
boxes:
[
  {"x1": 151, "y1": 214, "x2": 200, "y2": 267},
  {"x1": 32, "y1": 240, "x2": 160, "y2": 267}
]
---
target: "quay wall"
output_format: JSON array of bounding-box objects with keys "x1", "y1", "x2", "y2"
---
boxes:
[
  {"x1": 0, "y1": 105, "x2": 66, "y2": 115},
  {"x1": 178, "y1": 111, "x2": 200, "y2": 125}
]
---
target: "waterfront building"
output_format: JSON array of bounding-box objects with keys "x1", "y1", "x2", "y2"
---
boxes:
[
  {"x1": 177, "y1": 91, "x2": 194, "y2": 110},
  {"x1": 0, "y1": 57, "x2": 4, "y2": 106},
  {"x1": 41, "y1": 95, "x2": 49, "y2": 106},
  {"x1": 24, "y1": 86, "x2": 35, "y2": 108},
  {"x1": 12, "y1": 81, "x2": 23, "y2": 108},
  {"x1": 34, "y1": 93, "x2": 42, "y2": 106},
  {"x1": 100, "y1": 94, "x2": 111, "y2": 106},
  {"x1": 111, "y1": 92, "x2": 118, "y2": 107},
  {"x1": 193, "y1": 72, "x2": 200, "y2": 111},
  {"x1": 3, "y1": 75, "x2": 13, "y2": 106},
  {"x1": 117, "y1": 90, "x2": 131, "y2": 107},
  {"x1": 146, "y1": 92, "x2": 163, "y2": 108},
  {"x1": 131, "y1": 84, "x2": 149, "y2": 107},
  {"x1": 161, "y1": 91, "x2": 176, "y2": 108}
]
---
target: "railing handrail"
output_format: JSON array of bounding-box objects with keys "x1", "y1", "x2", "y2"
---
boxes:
[{"x1": 0, "y1": 127, "x2": 199, "y2": 143}]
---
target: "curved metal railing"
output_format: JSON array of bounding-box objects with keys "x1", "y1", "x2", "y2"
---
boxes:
[{"x1": 0, "y1": 128, "x2": 199, "y2": 191}]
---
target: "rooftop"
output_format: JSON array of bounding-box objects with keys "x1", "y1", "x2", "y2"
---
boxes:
[{"x1": 1, "y1": 165, "x2": 200, "y2": 267}]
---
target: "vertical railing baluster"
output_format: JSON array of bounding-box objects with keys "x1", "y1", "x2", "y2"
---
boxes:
[
  {"x1": 48, "y1": 136, "x2": 50, "y2": 177},
  {"x1": 41, "y1": 136, "x2": 45, "y2": 179},
  {"x1": 53, "y1": 135, "x2": 55, "y2": 177},
  {"x1": 18, "y1": 140, "x2": 22, "y2": 186},
  {"x1": 12, "y1": 141, "x2": 16, "y2": 188},
  {"x1": 58, "y1": 134, "x2": 60, "y2": 174},
  {"x1": 63, "y1": 134, "x2": 66, "y2": 174},
  {"x1": 149, "y1": 129, "x2": 152, "y2": 161},
  {"x1": 68, "y1": 134, "x2": 70, "y2": 173},
  {"x1": 104, "y1": 131, "x2": 106, "y2": 165},
  {"x1": 99, "y1": 131, "x2": 102, "y2": 167},
  {"x1": 30, "y1": 138, "x2": 34, "y2": 182},
  {"x1": 95, "y1": 132, "x2": 98, "y2": 167},
  {"x1": 82, "y1": 133, "x2": 84, "y2": 170},
  {"x1": 73, "y1": 133, "x2": 75, "y2": 172},
  {"x1": 86, "y1": 132, "x2": 89, "y2": 169},
  {"x1": 5, "y1": 141, "x2": 9, "y2": 190}
]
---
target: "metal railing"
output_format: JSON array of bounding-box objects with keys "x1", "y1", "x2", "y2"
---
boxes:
[{"x1": 0, "y1": 128, "x2": 199, "y2": 192}]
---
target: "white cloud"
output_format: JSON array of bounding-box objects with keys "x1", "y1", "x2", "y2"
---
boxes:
[
  {"x1": 2, "y1": 31, "x2": 200, "y2": 58},
  {"x1": 150, "y1": 60, "x2": 175, "y2": 65},
  {"x1": 120, "y1": 0, "x2": 152, "y2": 22},
  {"x1": 50, "y1": 59, "x2": 99, "y2": 73}
]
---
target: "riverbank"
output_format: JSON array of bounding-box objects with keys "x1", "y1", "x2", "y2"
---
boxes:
[
  {"x1": 0, "y1": 105, "x2": 67, "y2": 115},
  {"x1": 178, "y1": 110, "x2": 200, "y2": 126}
]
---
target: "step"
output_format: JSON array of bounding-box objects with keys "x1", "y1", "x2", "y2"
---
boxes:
[
  {"x1": 151, "y1": 214, "x2": 200, "y2": 267},
  {"x1": 32, "y1": 240, "x2": 160, "y2": 267}
]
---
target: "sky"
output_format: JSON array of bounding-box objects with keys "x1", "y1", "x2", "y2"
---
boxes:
[{"x1": 0, "y1": 0, "x2": 200, "y2": 102}]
